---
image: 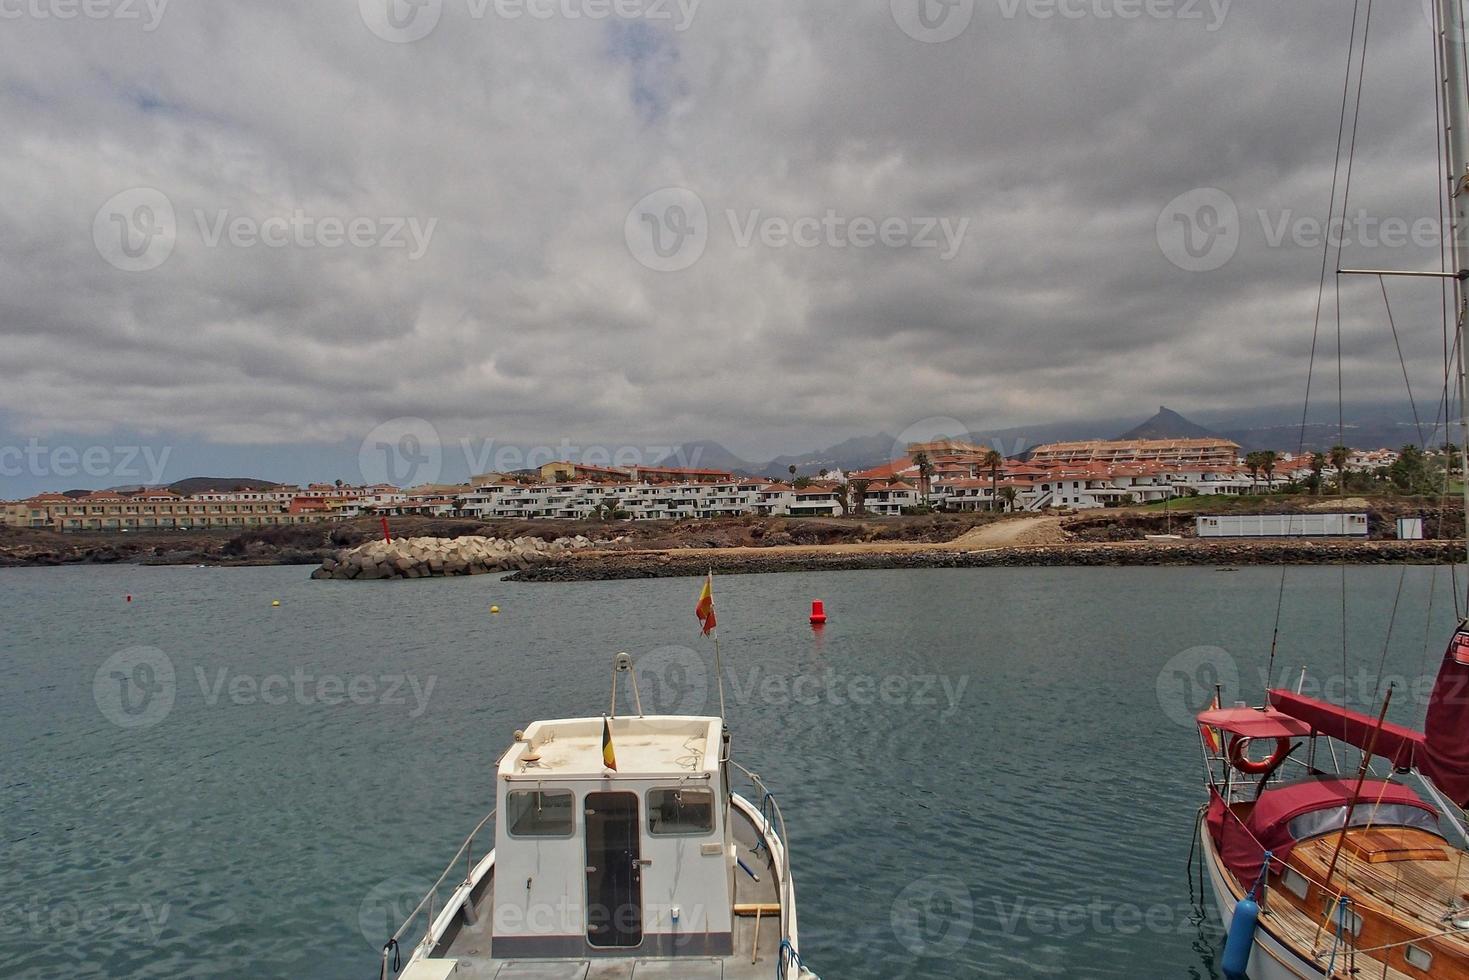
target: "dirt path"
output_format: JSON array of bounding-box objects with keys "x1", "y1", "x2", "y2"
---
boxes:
[
  {"x1": 947, "y1": 516, "x2": 1065, "y2": 549},
  {"x1": 598, "y1": 515, "x2": 1067, "y2": 561}
]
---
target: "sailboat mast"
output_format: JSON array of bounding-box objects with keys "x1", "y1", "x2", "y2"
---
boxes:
[{"x1": 1438, "y1": 0, "x2": 1469, "y2": 589}]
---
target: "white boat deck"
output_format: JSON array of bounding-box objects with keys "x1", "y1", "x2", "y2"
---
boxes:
[
  {"x1": 419, "y1": 800, "x2": 785, "y2": 980},
  {"x1": 504, "y1": 719, "x2": 712, "y2": 778}
]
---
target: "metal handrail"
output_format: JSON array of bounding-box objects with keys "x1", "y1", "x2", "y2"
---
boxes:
[
  {"x1": 378, "y1": 807, "x2": 497, "y2": 980},
  {"x1": 728, "y1": 761, "x2": 796, "y2": 965}
]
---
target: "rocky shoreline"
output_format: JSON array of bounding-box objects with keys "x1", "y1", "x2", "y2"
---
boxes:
[
  {"x1": 311, "y1": 534, "x2": 598, "y2": 580},
  {"x1": 506, "y1": 539, "x2": 1461, "y2": 582}
]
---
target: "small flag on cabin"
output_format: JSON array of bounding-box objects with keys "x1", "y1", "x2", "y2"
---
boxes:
[
  {"x1": 695, "y1": 572, "x2": 717, "y2": 635},
  {"x1": 1201, "y1": 693, "x2": 1222, "y2": 754},
  {"x1": 602, "y1": 717, "x2": 618, "y2": 771}
]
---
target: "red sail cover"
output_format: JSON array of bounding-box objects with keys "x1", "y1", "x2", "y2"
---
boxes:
[
  {"x1": 1267, "y1": 689, "x2": 1424, "y2": 770},
  {"x1": 1208, "y1": 779, "x2": 1434, "y2": 883},
  {"x1": 1421, "y1": 630, "x2": 1469, "y2": 807}
]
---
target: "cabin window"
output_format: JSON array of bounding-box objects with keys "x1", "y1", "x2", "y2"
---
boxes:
[
  {"x1": 1405, "y1": 945, "x2": 1433, "y2": 970},
  {"x1": 647, "y1": 788, "x2": 715, "y2": 836},
  {"x1": 1319, "y1": 899, "x2": 1363, "y2": 936},
  {"x1": 507, "y1": 789, "x2": 575, "y2": 838},
  {"x1": 1288, "y1": 803, "x2": 1439, "y2": 842},
  {"x1": 1281, "y1": 867, "x2": 1309, "y2": 900}
]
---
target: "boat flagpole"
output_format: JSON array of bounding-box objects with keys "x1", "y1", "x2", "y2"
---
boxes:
[
  {"x1": 710, "y1": 569, "x2": 727, "y2": 722},
  {"x1": 1437, "y1": 0, "x2": 1469, "y2": 605},
  {"x1": 696, "y1": 568, "x2": 727, "y2": 721}
]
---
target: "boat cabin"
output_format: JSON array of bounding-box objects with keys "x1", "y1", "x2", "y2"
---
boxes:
[
  {"x1": 380, "y1": 653, "x2": 809, "y2": 980},
  {"x1": 492, "y1": 715, "x2": 736, "y2": 959}
]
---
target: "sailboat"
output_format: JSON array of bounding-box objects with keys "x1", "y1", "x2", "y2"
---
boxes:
[
  {"x1": 377, "y1": 577, "x2": 817, "y2": 980},
  {"x1": 1192, "y1": 2, "x2": 1469, "y2": 977}
]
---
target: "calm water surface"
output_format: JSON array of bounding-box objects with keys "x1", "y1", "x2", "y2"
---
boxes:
[{"x1": 3, "y1": 564, "x2": 1464, "y2": 978}]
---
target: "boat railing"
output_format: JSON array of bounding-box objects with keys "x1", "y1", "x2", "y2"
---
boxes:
[
  {"x1": 729, "y1": 762, "x2": 796, "y2": 955},
  {"x1": 378, "y1": 807, "x2": 497, "y2": 980},
  {"x1": 1199, "y1": 727, "x2": 1357, "y2": 804}
]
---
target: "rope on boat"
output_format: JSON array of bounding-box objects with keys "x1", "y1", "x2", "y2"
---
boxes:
[
  {"x1": 756, "y1": 792, "x2": 777, "y2": 855},
  {"x1": 778, "y1": 937, "x2": 819, "y2": 980},
  {"x1": 1324, "y1": 896, "x2": 1354, "y2": 976},
  {"x1": 381, "y1": 938, "x2": 401, "y2": 977},
  {"x1": 1186, "y1": 805, "x2": 1206, "y2": 911},
  {"x1": 1246, "y1": 853, "x2": 1272, "y2": 903}
]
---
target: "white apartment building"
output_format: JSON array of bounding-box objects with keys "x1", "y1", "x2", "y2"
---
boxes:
[
  {"x1": 456, "y1": 479, "x2": 805, "y2": 521},
  {"x1": 933, "y1": 464, "x2": 1253, "y2": 512}
]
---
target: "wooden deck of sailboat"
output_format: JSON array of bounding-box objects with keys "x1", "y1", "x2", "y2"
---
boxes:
[{"x1": 1209, "y1": 825, "x2": 1469, "y2": 978}]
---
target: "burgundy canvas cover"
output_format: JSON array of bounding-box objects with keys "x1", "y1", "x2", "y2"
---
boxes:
[
  {"x1": 1196, "y1": 706, "x2": 1311, "y2": 739},
  {"x1": 1268, "y1": 689, "x2": 1424, "y2": 770},
  {"x1": 1209, "y1": 778, "x2": 1433, "y2": 883},
  {"x1": 1421, "y1": 630, "x2": 1469, "y2": 808}
]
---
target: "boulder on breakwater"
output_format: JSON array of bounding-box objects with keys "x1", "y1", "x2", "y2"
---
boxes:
[{"x1": 311, "y1": 534, "x2": 597, "y2": 581}]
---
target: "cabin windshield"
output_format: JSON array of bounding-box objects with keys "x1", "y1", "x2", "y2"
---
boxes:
[
  {"x1": 648, "y1": 787, "x2": 715, "y2": 835},
  {"x1": 506, "y1": 789, "x2": 575, "y2": 838},
  {"x1": 1287, "y1": 802, "x2": 1440, "y2": 842}
]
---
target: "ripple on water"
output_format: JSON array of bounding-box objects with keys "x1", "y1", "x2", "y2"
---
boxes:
[{"x1": 3, "y1": 564, "x2": 1460, "y2": 978}]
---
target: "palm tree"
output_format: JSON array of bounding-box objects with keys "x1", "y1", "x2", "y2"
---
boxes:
[
  {"x1": 912, "y1": 451, "x2": 933, "y2": 501},
  {"x1": 787, "y1": 464, "x2": 797, "y2": 482},
  {"x1": 1310, "y1": 452, "x2": 1326, "y2": 495},
  {"x1": 998, "y1": 486, "x2": 1019, "y2": 513},
  {"x1": 1244, "y1": 451, "x2": 1262, "y2": 492},
  {"x1": 1260, "y1": 450, "x2": 1278, "y2": 490},
  {"x1": 982, "y1": 449, "x2": 1004, "y2": 512},
  {"x1": 818, "y1": 468, "x2": 829, "y2": 480},
  {"x1": 850, "y1": 478, "x2": 870, "y2": 515},
  {"x1": 1329, "y1": 444, "x2": 1351, "y2": 492}
]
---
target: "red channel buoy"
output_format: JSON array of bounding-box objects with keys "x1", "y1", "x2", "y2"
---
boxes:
[
  {"x1": 809, "y1": 600, "x2": 827, "y2": 625},
  {"x1": 125, "y1": 594, "x2": 133, "y2": 603}
]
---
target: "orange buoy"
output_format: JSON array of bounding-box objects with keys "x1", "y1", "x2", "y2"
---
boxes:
[
  {"x1": 125, "y1": 594, "x2": 133, "y2": 603},
  {"x1": 809, "y1": 600, "x2": 827, "y2": 625}
]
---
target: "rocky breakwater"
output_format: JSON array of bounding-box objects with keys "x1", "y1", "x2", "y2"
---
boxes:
[{"x1": 312, "y1": 535, "x2": 597, "y2": 580}]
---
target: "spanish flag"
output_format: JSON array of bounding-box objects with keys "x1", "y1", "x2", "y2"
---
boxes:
[
  {"x1": 695, "y1": 572, "x2": 716, "y2": 635},
  {"x1": 602, "y1": 717, "x2": 618, "y2": 771},
  {"x1": 1200, "y1": 692, "x2": 1222, "y2": 755}
]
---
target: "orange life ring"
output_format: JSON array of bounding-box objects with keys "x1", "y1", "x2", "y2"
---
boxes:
[{"x1": 1228, "y1": 735, "x2": 1292, "y2": 775}]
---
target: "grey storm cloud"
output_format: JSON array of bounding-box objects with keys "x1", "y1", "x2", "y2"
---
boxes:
[{"x1": 0, "y1": 0, "x2": 1458, "y2": 459}]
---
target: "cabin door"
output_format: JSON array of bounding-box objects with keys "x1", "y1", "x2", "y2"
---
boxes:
[{"x1": 585, "y1": 792, "x2": 643, "y2": 948}]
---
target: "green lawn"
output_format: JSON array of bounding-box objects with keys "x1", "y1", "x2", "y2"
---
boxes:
[{"x1": 1138, "y1": 494, "x2": 1293, "y2": 513}]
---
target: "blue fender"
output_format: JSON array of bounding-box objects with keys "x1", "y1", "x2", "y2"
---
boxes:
[{"x1": 1222, "y1": 895, "x2": 1259, "y2": 980}]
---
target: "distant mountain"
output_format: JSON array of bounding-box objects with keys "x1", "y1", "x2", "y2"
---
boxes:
[
  {"x1": 760, "y1": 433, "x2": 900, "y2": 477},
  {"x1": 1193, "y1": 401, "x2": 1446, "y2": 453},
  {"x1": 650, "y1": 440, "x2": 755, "y2": 474},
  {"x1": 1116, "y1": 406, "x2": 1222, "y2": 441},
  {"x1": 166, "y1": 476, "x2": 285, "y2": 495},
  {"x1": 655, "y1": 433, "x2": 902, "y2": 477},
  {"x1": 1215, "y1": 421, "x2": 1450, "y2": 454}
]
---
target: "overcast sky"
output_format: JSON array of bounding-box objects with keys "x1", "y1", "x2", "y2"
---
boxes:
[{"x1": 0, "y1": 0, "x2": 1460, "y2": 490}]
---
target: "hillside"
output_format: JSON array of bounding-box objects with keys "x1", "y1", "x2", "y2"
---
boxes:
[{"x1": 1116, "y1": 406, "x2": 1222, "y2": 441}]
